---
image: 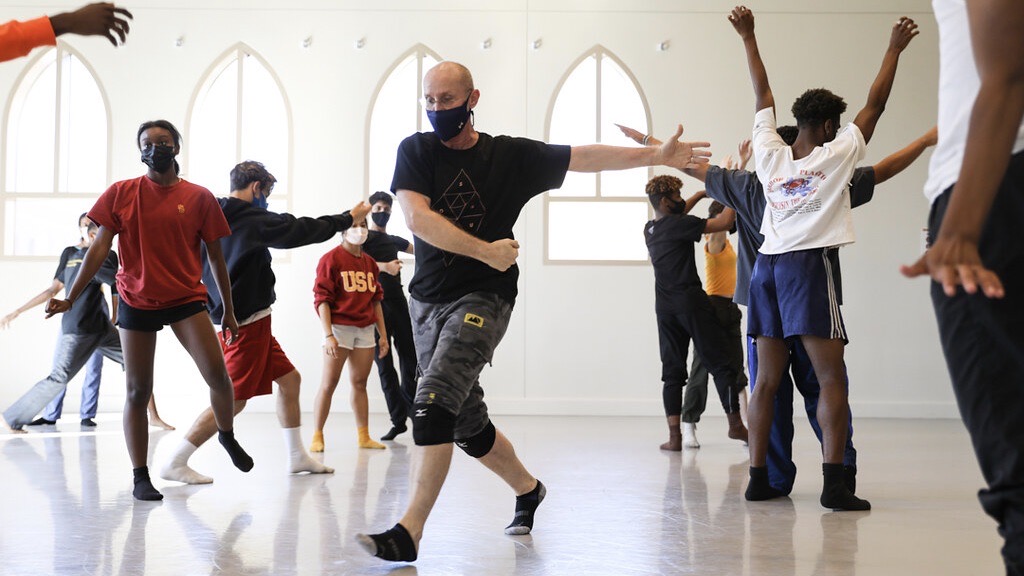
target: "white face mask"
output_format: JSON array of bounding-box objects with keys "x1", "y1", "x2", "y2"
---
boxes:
[{"x1": 344, "y1": 227, "x2": 368, "y2": 246}]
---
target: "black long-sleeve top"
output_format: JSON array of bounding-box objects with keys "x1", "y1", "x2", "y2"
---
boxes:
[{"x1": 202, "y1": 197, "x2": 353, "y2": 324}]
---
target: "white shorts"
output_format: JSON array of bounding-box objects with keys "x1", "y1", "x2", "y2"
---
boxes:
[{"x1": 331, "y1": 324, "x2": 377, "y2": 350}]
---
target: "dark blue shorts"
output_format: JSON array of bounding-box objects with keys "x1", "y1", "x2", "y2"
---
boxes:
[
  {"x1": 747, "y1": 247, "x2": 847, "y2": 343},
  {"x1": 117, "y1": 300, "x2": 207, "y2": 333}
]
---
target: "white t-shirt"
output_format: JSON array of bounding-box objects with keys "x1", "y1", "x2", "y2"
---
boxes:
[
  {"x1": 925, "y1": 0, "x2": 1024, "y2": 203},
  {"x1": 753, "y1": 107, "x2": 866, "y2": 255}
]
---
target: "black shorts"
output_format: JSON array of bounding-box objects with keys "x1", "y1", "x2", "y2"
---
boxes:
[{"x1": 117, "y1": 300, "x2": 207, "y2": 332}]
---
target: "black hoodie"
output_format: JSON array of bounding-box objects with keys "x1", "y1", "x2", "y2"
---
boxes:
[{"x1": 202, "y1": 197, "x2": 353, "y2": 324}]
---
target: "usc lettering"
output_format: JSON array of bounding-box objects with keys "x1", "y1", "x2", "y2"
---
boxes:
[{"x1": 340, "y1": 271, "x2": 377, "y2": 293}]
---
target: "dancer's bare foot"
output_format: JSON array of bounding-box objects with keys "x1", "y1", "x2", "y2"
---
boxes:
[{"x1": 149, "y1": 416, "x2": 175, "y2": 431}]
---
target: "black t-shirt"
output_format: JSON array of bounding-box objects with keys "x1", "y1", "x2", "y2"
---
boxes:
[
  {"x1": 53, "y1": 245, "x2": 119, "y2": 334},
  {"x1": 644, "y1": 214, "x2": 707, "y2": 312},
  {"x1": 362, "y1": 230, "x2": 411, "y2": 301},
  {"x1": 391, "y1": 132, "x2": 571, "y2": 304}
]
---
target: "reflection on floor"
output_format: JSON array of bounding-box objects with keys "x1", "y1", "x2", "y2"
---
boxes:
[{"x1": 0, "y1": 414, "x2": 1002, "y2": 575}]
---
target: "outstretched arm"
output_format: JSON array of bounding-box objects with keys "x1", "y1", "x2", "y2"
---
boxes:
[
  {"x1": 873, "y1": 126, "x2": 938, "y2": 184},
  {"x1": 729, "y1": 6, "x2": 774, "y2": 114},
  {"x1": 704, "y1": 208, "x2": 737, "y2": 234},
  {"x1": 49, "y1": 3, "x2": 133, "y2": 46},
  {"x1": 569, "y1": 125, "x2": 711, "y2": 172},
  {"x1": 901, "y1": 0, "x2": 1024, "y2": 298},
  {"x1": 853, "y1": 17, "x2": 919, "y2": 144},
  {"x1": 615, "y1": 124, "x2": 713, "y2": 183},
  {"x1": 1, "y1": 279, "x2": 64, "y2": 328}
]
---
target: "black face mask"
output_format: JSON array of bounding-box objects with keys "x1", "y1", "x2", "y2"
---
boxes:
[
  {"x1": 664, "y1": 197, "x2": 686, "y2": 215},
  {"x1": 371, "y1": 212, "x2": 391, "y2": 228},
  {"x1": 426, "y1": 99, "x2": 473, "y2": 142},
  {"x1": 141, "y1": 144, "x2": 176, "y2": 173}
]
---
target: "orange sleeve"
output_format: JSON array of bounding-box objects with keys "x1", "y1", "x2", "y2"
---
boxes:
[{"x1": 0, "y1": 16, "x2": 57, "y2": 63}]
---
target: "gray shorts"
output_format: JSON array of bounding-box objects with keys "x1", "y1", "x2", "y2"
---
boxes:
[{"x1": 410, "y1": 292, "x2": 512, "y2": 440}]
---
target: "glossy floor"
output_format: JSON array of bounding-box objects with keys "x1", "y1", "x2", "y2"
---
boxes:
[{"x1": 0, "y1": 414, "x2": 1002, "y2": 575}]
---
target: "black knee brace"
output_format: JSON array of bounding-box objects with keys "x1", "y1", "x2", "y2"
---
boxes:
[
  {"x1": 455, "y1": 420, "x2": 496, "y2": 458},
  {"x1": 411, "y1": 402, "x2": 457, "y2": 446}
]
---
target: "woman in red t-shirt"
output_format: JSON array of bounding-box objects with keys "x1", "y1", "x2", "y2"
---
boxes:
[
  {"x1": 47, "y1": 120, "x2": 252, "y2": 501},
  {"x1": 311, "y1": 218, "x2": 389, "y2": 453}
]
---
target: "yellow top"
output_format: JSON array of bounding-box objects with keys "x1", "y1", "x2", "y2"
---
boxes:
[{"x1": 704, "y1": 239, "x2": 736, "y2": 298}]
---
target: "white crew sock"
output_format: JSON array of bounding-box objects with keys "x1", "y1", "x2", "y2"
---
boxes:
[
  {"x1": 159, "y1": 439, "x2": 214, "y2": 484},
  {"x1": 683, "y1": 422, "x2": 701, "y2": 449},
  {"x1": 283, "y1": 427, "x2": 334, "y2": 475}
]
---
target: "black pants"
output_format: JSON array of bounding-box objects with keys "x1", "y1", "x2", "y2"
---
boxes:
[
  {"x1": 929, "y1": 151, "x2": 1024, "y2": 575},
  {"x1": 374, "y1": 297, "x2": 418, "y2": 427},
  {"x1": 656, "y1": 287, "x2": 742, "y2": 417}
]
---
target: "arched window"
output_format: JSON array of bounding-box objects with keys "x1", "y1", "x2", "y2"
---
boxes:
[
  {"x1": 2, "y1": 44, "x2": 110, "y2": 257},
  {"x1": 545, "y1": 47, "x2": 652, "y2": 263},
  {"x1": 366, "y1": 46, "x2": 441, "y2": 243},
  {"x1": 186, "y1": 44, "x2": 291, "y2": 210}
]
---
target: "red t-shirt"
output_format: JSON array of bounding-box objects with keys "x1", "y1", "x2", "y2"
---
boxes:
[
  {"x1": 89, "y1": 176, "x2": 231, "y2": 310},
  {"x1": 313, "y1": 245, "x2": 384, "y2": 328}
]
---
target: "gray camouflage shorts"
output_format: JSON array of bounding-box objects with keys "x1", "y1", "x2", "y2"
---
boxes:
[{"x1": 410, "y1": 292, "x2": 512, "y2": 440}]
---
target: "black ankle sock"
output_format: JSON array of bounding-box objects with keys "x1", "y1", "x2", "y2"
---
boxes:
[
  {"x1": 380, "y1": 423, "x2": 407, "y2": 441},
  {"x1": 359, "y1": 523, "x2": 417, "y2": 562},
  {"x1": 505, "y1": 480, "x2": 546, "y2": 535},
  {"x1": 218, "y1": 429, "x2": 254, "y2": 472},
  {"x1": 132, "y1": 466, "x2": 163, "y2": 501},
  {"x1": 843, "y1": 465, "x2": 857, "y2": 495},
  {"x1": 745, "y1": 466, "x2": 785, "y2": 501},
  {"x1": 821, "y1": 463, "x2": 870, "y2": 511}
]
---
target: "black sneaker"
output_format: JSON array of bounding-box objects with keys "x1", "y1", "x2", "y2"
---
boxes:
[
  {"x1": 380, "y1": 424, "x2": 407, "y2": 441},
  {"x1": 28, "y1": 418, "x2": 56, "y2": 426},
  {"x1": 80, "y1": 418, "x2": 97, "y2": 427}
]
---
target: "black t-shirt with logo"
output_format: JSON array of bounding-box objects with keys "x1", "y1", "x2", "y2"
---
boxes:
[
  {"x1": 644, "y1": 214, "x2": 707, "y2": 312},
  {"x1": 53, "y1": 245, "x2": 119, "y2": 334},
  {"x1": 391, "y1": 132, "x2": 571, "y2": 305},
  {"x1": 362, "y1": 230, "x2": 411, "y2": 301}
]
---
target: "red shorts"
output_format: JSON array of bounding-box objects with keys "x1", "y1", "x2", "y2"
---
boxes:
[{"x1": 221, "y1": 315, "x2": 295, "y2": 401}]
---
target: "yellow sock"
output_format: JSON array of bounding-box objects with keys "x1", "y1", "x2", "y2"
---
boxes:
[
  {"x1": 358, "y1": 426, "x2": 386, "y2": 450},
  {"x1": 310, "y1": 430, "x2": 325, "y2": 453}
]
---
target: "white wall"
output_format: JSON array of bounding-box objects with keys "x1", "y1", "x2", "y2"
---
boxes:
[{"x1": 0, "y1": 0, "x2": 953, "y2": 424}]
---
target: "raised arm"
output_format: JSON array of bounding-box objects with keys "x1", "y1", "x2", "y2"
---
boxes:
[
  {"x1": 569, "y1": 125, "x2": 710, "y2": 172},
  {"x1": 729, "y1": 6, "x2": 774, "y2": 114},
  {"x1": 901, "y1": 0, "x2": 1024, "y2": 298},
  {"x1": 853, "y1": 17, "x2": 919, "y2": 144},
  {"x1": 873, "y1": 126, "x2": 938, "y2": 184},
  {"x1": 397, "y1": 189, "x2": 519, "y2": 272},
  {"x1": 684, "y1": 190, "x2": 707, "y2": 214}
]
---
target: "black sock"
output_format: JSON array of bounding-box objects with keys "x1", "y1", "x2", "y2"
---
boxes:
[
  {"x1": 357, "y1": 523, "x2": 417, "y2": 562},
  {"x1": 505, "y1": 480, "x2": 546, "y2": 535},
  {"x1": 380, "y1": 423, "x2": 407, "y2": 441},
  {"x1": 132, "y1": 466, "x2": 163, "y2": 501},
  {"x1": 821, "y1": 463, "x2": 870, "y2": 511},
  {"x1": 218, "y1": 429, "x2": 254, "y2": 472},
  {"x1": 843, "y1": 465, "x2": 857, "y2": 495},
  {"x1": 745, "y1": 466, "x2": 785, "y2": 501}
]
